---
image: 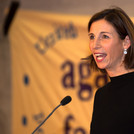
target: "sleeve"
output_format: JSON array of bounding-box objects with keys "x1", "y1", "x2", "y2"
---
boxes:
[{"x1": 90, "y1": 88, "x2": 101, "y2": 134}]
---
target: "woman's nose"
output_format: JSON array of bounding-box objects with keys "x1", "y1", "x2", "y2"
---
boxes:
[{"x1": 92, "y1": 38, "x2": 101, "y2": 49}]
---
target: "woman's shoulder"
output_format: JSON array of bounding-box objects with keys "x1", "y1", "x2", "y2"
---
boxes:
[
  {"x1": 95, "y1": 82, "x2": 111, "y2": 96},
  {"x1": 97, "y1": 81, "x2": 111, "y2": 91}
]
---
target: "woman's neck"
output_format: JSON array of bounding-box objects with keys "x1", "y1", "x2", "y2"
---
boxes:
[{"x1": 106, "y1": 68, "x2": 134, "y2": 77}]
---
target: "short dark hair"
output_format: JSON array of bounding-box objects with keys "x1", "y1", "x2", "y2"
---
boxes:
[{"x1": 87, "y1": 7, "x2": 134, "y2": 72}]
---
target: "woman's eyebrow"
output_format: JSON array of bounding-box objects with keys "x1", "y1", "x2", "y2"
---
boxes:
[
  {"x1": 88, "y1": 31, "x2": 112, "y2": 36},
  {"x1": 100, "y1": 31, "x2": 112, "y2": 35},
  {"x1": 88, "y1": 33, "x2": 94, "y2": 36}
]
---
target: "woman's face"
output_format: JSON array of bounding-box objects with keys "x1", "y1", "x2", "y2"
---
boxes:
[{"x1": 89, "y1": 19, "x2": 126, "y2": 72}]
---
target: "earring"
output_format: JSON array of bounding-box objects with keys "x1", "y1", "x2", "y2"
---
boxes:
[{"x1": 124, "y1": 49, "x2": 127, "y2": 54}]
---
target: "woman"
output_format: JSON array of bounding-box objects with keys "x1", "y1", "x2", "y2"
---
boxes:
[{"x1": 88, "y1": 7, "x2": 134, "y2": 134}]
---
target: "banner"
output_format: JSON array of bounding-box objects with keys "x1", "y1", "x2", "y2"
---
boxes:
[{"x1": 9, "y1": 10, "x2": 108, "y2": 134}]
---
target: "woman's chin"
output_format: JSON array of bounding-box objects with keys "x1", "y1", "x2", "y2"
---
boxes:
[{"x1": 97, "y1": 64, "x2": 106, "y2": 70}]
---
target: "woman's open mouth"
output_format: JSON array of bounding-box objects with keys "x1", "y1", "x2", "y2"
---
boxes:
[{"x1": 94, "y1": 53, "x2": 107, "y2": 62}]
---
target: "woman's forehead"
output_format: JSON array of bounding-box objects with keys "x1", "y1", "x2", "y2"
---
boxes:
[{"x1": 89, "y1": 19, "x2": 117, "y2": 35}]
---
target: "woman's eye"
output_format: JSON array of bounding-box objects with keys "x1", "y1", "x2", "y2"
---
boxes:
[
  {"x1": 89, "y1": 35, "x2": 95, "y2": 40},
  {"x1": 102, "y1": 34, "x2": 109, "y2": 39}
]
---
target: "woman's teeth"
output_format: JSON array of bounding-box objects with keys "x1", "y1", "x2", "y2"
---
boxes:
[{"x1": 94, "y1": 53, "x2": 106, "y2": 61}]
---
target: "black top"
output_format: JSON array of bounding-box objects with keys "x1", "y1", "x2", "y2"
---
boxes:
[{"x1": 90, "y1": 72, "x2": 134, "y2": 134}]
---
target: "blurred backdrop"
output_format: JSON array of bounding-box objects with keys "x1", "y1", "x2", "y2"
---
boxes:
[{"x1": 0, "y1": 0, "x2": 134, "y2": 134}]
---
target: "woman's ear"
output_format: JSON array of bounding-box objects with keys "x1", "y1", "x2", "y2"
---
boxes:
[{"x1": 123, "y1": 35, "x2": 131, "y2": 49}]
